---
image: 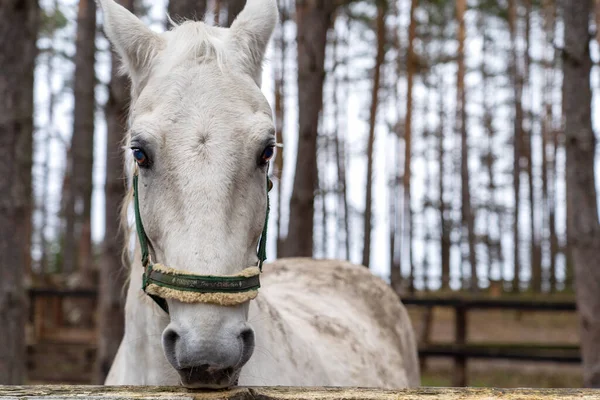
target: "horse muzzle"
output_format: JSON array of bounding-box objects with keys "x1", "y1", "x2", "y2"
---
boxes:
[
  {"x1": 162, "y1": 321, "x2": 255, "y2": 389},
  {"x1": 177, "y1": 365, "x2": 239, "y2": 389}
]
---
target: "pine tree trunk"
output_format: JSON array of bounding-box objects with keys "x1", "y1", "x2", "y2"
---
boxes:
[
  {"x1": 0, "y1": 0, "x2": 38, "y2": 384},
  {"x1": 522, "y1": 0, "x2": 542, "y2": 292},
  {"x1": 508, "y1": 0, "x2": 522, "y2": 293},
  {"x1": 167, "y1": 0, "x2": 207, "y2": 23},
  {"x1": 40, "y1": 5, "x2": 58, "y2": 274},
  {"x1": 478, "y1": 9, "x2": 489, "y2": 276},
  {"x1": 389, "y1": 1, "x2": 402, "y2": 290},
  {"x1": 422, "y1": 31, "x2": 436, "y2": 291},
  {"x1": 226, "y1": 0, "x2": 245, "y2": 26},
  {"x1": 335, "y1": 117, "x2": 351, "y2": 260},
  {"x1": 541, "y1": 103, "x2": 551, "y2": 291},
  {"x1": 479, "y1": 13, "x2": 498, "y2": 282},
  {"x1": 274, "y1": 0, "x2": 287, "y2": 255},
  {"x1": 95, "y1": 0, "x2": 134, "y2": 383},
  {"x1": 335, "y1": 17, "x2": 351, "y2": 261},
  {"x1": 318, "y1": 115, "x2": 328, "y2": 257},
  {"x1": 62, "y1": 160, "x2": 75, "y2": 273},
  {"x1": 542, "y1": 0, "x2": 556, "y2": 292},
  {"x1": 549, "y1": 99, "x2": 559, "y2": 291},
  {"x1": 563, "y1": 0, "x2": 600, "y2": 387},
  {"x1": 282, "y1": 0, "x2": 336, "y2": 258},
  {"x1": 595, "y1": 0, "x2": 600, "y2": 53},
  {"x1": 63, "y1": 0, "x2": 97, "y2": 279},
  {"x1": 549, "y1": 171, "x2": 558, "y2": 290},
  {"x1": 362, "y1": 3, "x2": 386, "y2": 269},
  {"x1": 456, "y1": 0, "x2": 477, "y2": 291},
  {"x1": 337, "y1": 107, "x2": 351, "y2": 260},
  {"x1": 330, "y1": 27, "x2": 341, "y2": 259},
  {"x1": 404, "y1": 0, "x2": 418, "y2": 290},
  {"x1": 438, "y1": 72, "x2": 450, "y2": 291},
  {"x1": 59, "y1": 154, "x2": 71, "y2": 273}
]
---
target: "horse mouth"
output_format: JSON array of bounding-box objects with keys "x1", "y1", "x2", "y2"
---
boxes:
[{"x1": 177, "y1": 366, "x2": 239, "y2": 389}]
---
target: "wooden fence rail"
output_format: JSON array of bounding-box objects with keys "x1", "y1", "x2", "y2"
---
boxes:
[
  {"x1": 400, "y1": 295, "x2": 578, "y2": 311},
  {"x1": 399, "y1": 294, "x2": 580, "y2": 387},
  {"x1": 0, "y1": 386, "x2": 598, "y2": 400}
]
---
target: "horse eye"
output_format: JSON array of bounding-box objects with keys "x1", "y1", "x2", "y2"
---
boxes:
[
  {"x1": 260, "y1": 146, "x2": 275, "y2": 164},
  {"x1": 132, "y1": 148, "x2": 149, "y2": 167}
]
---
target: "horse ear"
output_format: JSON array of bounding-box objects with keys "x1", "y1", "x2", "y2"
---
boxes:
[
  {"x1": 229, "y1": 0, "x2": 278, "y2": 85},
  {"x1": 97, "y1": 0, "x2": 162, "y2": 82}
]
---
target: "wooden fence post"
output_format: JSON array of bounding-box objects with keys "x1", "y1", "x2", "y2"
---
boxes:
[
  {"x1": 418, "y1": 306, "x2": 434, "y2": 374},
  {"x1": 453, "y1": 304, "x2": 467, "y2": 387}
]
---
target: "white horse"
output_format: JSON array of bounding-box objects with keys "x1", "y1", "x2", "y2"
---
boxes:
[{"x1": 98, "y1": 0, "x2": 420, "y2": 389}]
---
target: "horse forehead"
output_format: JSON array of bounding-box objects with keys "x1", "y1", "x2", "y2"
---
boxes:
[{"x1": 138, "y1": 65, "x2": 267, "y2": 123}]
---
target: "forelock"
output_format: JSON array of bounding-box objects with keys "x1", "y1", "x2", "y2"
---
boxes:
[{"x1": 156, "y1": 20, "x2": 230, "y2": 75}]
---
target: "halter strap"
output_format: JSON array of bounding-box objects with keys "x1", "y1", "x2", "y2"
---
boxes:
[
  {"x1": 133, "y1": 173, "x2": 150, "y2": 267},
  {"x1": 257, "y1": 175, "x2": 271, "y2": 272},
  {"x1": 132, "y1": 168, "x2": 272, "y2": 314}
]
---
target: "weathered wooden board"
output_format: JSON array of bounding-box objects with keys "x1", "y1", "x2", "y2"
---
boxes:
[{"x1": 0, "y1": 386, "x2": 598, "y2": 400}]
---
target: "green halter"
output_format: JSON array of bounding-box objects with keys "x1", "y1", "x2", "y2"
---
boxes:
[{"x1": 132, "y1": 169, "x2": 272, "y2": 314}]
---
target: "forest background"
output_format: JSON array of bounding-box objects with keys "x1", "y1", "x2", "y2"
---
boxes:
[
  {"x1": 1, "y1": 0, "x2": 599, "y2": 390},
  {"x1": 31, "y1": 0, "x2": 600, "y2": 293}
]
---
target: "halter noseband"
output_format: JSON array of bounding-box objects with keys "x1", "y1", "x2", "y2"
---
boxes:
[{"x1": 132, "y1": 169, "x2": 271, "y2": 314}]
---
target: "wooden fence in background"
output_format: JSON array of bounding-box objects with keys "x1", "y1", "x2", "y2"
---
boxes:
[
  {"x1": 400, "y1": 294, "x2": 580, "y2": 387},
  {"x1": 27, "y1": 288, "x2": 98, "y2": 383},
  {"x1": 25, "y1": 288, "x2": 580, "y2": 386}
]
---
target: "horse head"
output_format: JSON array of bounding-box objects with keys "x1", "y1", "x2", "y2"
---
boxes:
[{"x1": 98, "y1": 0, "x2": 278, "y2": 388}]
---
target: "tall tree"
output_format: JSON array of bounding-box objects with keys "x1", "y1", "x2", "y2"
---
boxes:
[
  {"x1": 39, "y1": 0, "x2": 63, "y2": 274},
  {"x1": 335, "y1": 14, "x2": 351, "y2": 261},
  {"x1": 522, "y1": 0, "x2": 542, "y2": 292},
  {"x1": 437, "y1": 70, "x2": 450, "y2": 290},
  {"x1": 421, "y1": 52, "x2": 436, "y2": 290},
  {"x1": 389, "y1": 0, "x2": 402, "y2": 290},
  {"x1": 282, "y1": 0, "x2": 337, "y2": 257},
  {"x1": 274, "y1": 0, "x2": 287, "y2": 254},
  {"x1": 596, "y1": 0, "x2": 600, "y2": 49},
  {"x1": 541, "y1": 0, "x2": 557, "y2": 291},
  {"x1": 167, "y1": 0, "x2": 207, "y2": 24},
  {"x1": 479, "y1": 8, "x2": 496, "y2": 283},
  {"x1": 96, "y1": 0, "x2": 134, "y2": 383},
  {"x1": 508, "y1": 0, "x2": 523, "y2": 292},
  {"x1": 403, "y1": 0, "x2": 418, "y2": 289},
  {"x1": 317, "y1": 112, "x2": 329, "y2": 257},
  {"x1": 62, "y1": 0, "x2": 97, "y2": 277},
  {"x1": 563, "y1": 0, "x2": 600, "y2": 387},
  {"x1": 0, "y1": 0, "x2": 38, "y2": 384},
  {"x1": 456, "y1": 0, "x2": 477, "y2": 290},
  {"x1": 330, "y1": 23, "x2": 340, "y2": 258},
  {"x1": 226, "y1": 0, "x2": 245, "y2": 26},
  {"x1": 362, "y1": 1, "x2": 387, "y2": 268}
]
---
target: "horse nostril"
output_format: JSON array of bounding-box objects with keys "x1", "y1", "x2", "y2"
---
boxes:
[
  {"x1": 239, "y1": 327, "x2": 254, "y2": 348},
  {"x1": 163, "y1": 328, "x2": 180, "y2": 353}
]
